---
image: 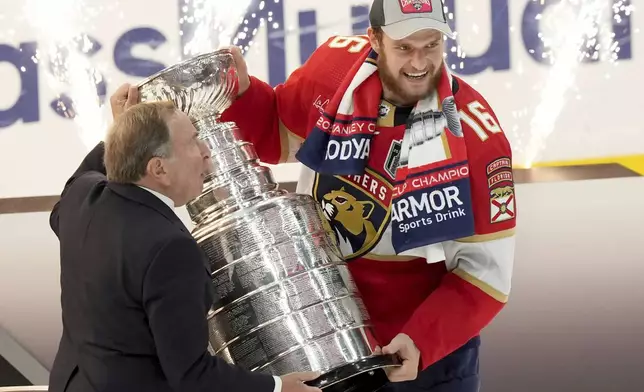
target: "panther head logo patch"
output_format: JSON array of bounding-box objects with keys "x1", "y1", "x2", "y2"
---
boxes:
[
  {"x1": 320, "y1": 188, "x2": 378, "y2": 258},
  {"x1": 314, "y1": 172, "x2": 390, "y2": 260}
]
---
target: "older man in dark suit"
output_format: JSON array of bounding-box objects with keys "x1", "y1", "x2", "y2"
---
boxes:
[{"x1": 48, "y1": 85, "x2": 320, "y2": 392}]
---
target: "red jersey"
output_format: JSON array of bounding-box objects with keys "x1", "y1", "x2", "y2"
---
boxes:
[{"x1": 221, "y1": 35, "x2": 516, "y2": 369}]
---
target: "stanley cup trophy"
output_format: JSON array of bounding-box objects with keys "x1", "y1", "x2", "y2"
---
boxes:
[{"x1": 136, "y1": 49, "x2": 401, "y2": 391}]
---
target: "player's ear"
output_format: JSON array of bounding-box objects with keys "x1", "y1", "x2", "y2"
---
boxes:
[{"x1": 367, "y1": 27, "x2": 381, "y2": 54}]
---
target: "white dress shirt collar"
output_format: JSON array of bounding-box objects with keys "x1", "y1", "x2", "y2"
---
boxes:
[{"x1": 137, "y1": 185, "x2": 175, "y2": 211}]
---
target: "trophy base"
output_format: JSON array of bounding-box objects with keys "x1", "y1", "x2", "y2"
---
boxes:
[{"x1": 306, "y1": 354, "x2": 401, "y2": 391}]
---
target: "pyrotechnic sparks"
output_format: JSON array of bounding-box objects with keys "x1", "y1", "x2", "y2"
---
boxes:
[
  {"x1": 180, "y1": 0, "x2": 253, "y2": 57},
  {"x1": 23, "y1": 0, "x2": 112, "y2": 149},
  {"x1": 523, "y1": 0, "x2": 629, "y2": 168},
  {"x1": 443, "y1": 1, "x2": 633, "y2": 168}
]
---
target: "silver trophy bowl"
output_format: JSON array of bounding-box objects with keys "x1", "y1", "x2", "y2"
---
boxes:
[
  {"x1": 137, "y1": 49, "x2": 400, "y2": 391},
  {"x1": 137, "y1": 49, "x2": 238, "y2": 122}
]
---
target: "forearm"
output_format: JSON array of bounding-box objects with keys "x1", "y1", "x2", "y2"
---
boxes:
[
  {"x1": 59, "y1": 141, "x2": 107, "y2": 196},
  {"x1": 220, "y1": 76, "x2": 283, "y2": 164},
  {"x1": 144, "y1": 237, "x2": 276, "y2": 392},
  {"x1": 403, "y1": 235, "x2": 515, "y2": 369},
  {"x1": 177, "y1": 352, "x2": 276, "y2": 392},
  {"x1": 402, "y1": 273, "x2": 505, "y2": 369},
  {"x1": 50, "y1": 141, "x2": 107, "y2": 236},
  {"x1": 71, "y1": 141, "x2": 107, "y2": 178}
]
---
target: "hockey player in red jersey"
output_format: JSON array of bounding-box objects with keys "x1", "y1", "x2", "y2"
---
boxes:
[
  {"x1": 110, "y1": 1, "x2": 516, "y2": 391},
  {"x1": 220, "y1": 1, "x2": 517, "y2": 391}
]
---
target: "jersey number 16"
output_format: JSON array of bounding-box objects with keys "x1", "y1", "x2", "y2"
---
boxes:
[
  {"x1": 328, "y1": 35, "x2": 370, "y2": 53},
  {"x1": 459, "y1": 101, "x2": 503, "y2": 142}
]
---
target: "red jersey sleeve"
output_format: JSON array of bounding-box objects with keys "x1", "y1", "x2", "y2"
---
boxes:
[
  {"x1": 220, "y1": 76, "x2": 284, "y2": 164},
  {"x1": 220, "y1": 70, "x2": 313, "y2": 165},
  {"x1": 401, "y1": 77, "x2": 517, "y2": 369},
  {"x1": 221, "y1": 36, "x2": 371, "y2": 164}
]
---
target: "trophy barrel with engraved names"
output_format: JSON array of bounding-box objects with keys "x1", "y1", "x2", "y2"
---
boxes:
[{"x1": 136, "y1": 49, "x2": 400, "y2": 391}]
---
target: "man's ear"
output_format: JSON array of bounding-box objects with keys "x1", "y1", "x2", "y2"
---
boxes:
[
  {"x1": 367, "y1": 27, "x2": 381, "y2": 54},
  {"x1": 146, "y1": 157, "x2": 166, "y2": 181}
]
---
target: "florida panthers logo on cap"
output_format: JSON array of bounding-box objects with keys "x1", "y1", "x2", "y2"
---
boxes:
[{"x1": 399, "y1": 0, "x2": 433, "y2": 13}]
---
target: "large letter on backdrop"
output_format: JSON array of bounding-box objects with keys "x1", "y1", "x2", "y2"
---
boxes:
[
  {"x1": 444, "y1": 0, "x2": 511, "y2": 75},
  {"x1": 114, "y1": 27, "x2": 168, "y2": 77},
  {"x1": 0, "y1": 43, "x2": 39, "y2": 128}
]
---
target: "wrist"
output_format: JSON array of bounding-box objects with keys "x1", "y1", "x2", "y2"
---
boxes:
[
  {"x1": 272, "y1": 375, "x2": 282, "y2": 392},
  {"x1": 237, "y1": 77, "x2": 251, "y2": 97}
]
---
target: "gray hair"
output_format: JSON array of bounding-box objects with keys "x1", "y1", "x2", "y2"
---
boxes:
[{"x1": 104, "y1": 101, "x2": 177, "y2": 183}]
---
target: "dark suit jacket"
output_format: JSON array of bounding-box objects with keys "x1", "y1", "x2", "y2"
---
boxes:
[{"x1": 48, "y1": 142, "x2": 275, "y2": 392}]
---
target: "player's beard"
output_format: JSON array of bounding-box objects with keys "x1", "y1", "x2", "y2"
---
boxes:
[{"x1": 377, "y1": 51, "x2": 443, "y2": 106}]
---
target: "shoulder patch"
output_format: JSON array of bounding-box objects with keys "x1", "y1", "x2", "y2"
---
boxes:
[
  {"x1": 487, "y1": 157, "x2": 512, "y2": 175},
  {"x1": 486, "y1": 156, "x2": 515, "y2": 223}
]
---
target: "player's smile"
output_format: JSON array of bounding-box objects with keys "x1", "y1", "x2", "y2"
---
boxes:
[
  {"x1": 402, "y1": 70, "x2": 429, "y2": 82},
  {"x1": 403, "y1": 70, "x2": 429, "y2": 80}
]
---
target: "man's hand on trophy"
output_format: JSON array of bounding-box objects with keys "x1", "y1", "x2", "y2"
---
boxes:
[
  {"x1": 280, "y1": 371, "x2": 323, "y2": 392},
  {"x1": 374, "y1": 333, "x2": 420, "y2": 382},
  {"x1": 226, "y1": 46, "x2": 251, "y2": 97},
  {"x1": 110, "y1": 83, "x2": 140, "y2": 119}
]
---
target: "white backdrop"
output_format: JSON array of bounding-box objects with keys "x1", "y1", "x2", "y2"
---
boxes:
[{"x1": 0, "y1": 0, "x2": 641, "y2": 199}]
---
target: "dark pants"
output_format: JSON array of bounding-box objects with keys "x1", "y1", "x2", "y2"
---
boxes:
[{"x1": 381, "y1": 336, "x2": 481, "y2": 392}]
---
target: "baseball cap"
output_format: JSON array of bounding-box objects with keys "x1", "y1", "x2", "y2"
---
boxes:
[{"x1": 369, "y1": 0, "x2": 455, "y2": 40}]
